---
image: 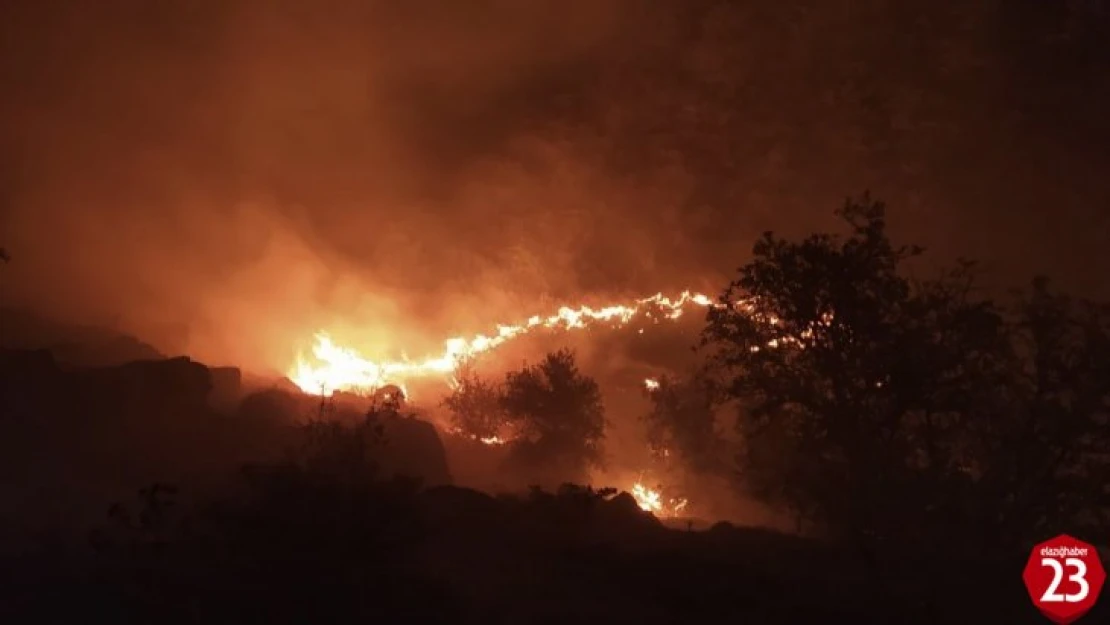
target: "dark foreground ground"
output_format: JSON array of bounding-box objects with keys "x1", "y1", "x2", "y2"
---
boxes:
[
  {"x1": 0, "y1": 347, "x2": 1104, "y2": 624},
  {"x1": 1, "y1": 480, "x2": 1092, "y2": 625}
]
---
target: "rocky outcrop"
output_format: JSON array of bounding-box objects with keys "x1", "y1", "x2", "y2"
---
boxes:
[
  {"x1": 0, "y1": 349, "x2": 61, "y2": 393},
  {"x1": 1, "y1": 354, "x2": 227, "y2": 545},
  {"x1": 0, "y1": 349, "x2": 65, "y2": 425},
  {"x1": 0, "y1": 308, "x2": 163, "y2": 367},
  {"x1": 233, "y1": 389, "x2": 455, "y2": 487},
  {"x1": 208, "y1": 367, "x2": 242, "y2": 409},
  {"x1": 237, "y1": 388, "x2": 306, "y2": 422},
  {"x1": 377, "y1": 413, "x2": 453, "y2": 487},
  {"x1": 81, "y1": 356, "x2": 212, "y2": 411}
]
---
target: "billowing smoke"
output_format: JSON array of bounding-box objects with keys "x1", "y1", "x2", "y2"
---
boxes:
[{"x1": 1, "y1": 0, "x2": 1108, "y2": 374}]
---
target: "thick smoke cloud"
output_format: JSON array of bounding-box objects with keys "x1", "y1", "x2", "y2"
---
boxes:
[{"x1": 1, "y1": 0, "x2": 1108, "y2": 373}]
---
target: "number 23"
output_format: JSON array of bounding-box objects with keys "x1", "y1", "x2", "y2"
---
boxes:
[{"x1": 1041, "y1": 557, "x2": 1090, "y2": 603}]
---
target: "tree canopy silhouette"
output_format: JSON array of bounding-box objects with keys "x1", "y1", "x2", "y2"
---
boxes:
[
  {"x1": 702, "y1": 194, "x2": 1109, "y2": 555},
  {"x1": 441, "y1": 350, "x2": 607, "y2": 485},
  {"x1": 500, "y1": 349, "x2": 606, "y2": 482},
  {"x1": 641, "y1": 373, "x2": 728, "y2": 478},
  {"x1": 442, "y1": 362, "x2": 507, "y2": 441}
]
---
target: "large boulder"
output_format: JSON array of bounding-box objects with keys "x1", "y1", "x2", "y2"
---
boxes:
[
  {"x1": 52, "y1": 335, "x2": 164, "y2": 367},
  {"x1": 0, "y1": 349, "x2": 62, "y2": 404},
  {"x1": 377, "y1": 414, "x2": 453, "y2": 487},
  {"x1": 0, "y1": 348, "x2": 59, "y2": 375},
  {"x1": 84, "y1": 357, "x2": 212, "y2": 409},
  {"x1": 237, "y1": 388, "x2": 306, "y2": 423},
  {"x1": 233, "y1": 389, "x2": 455, "y2": 487},
  {"x1": 0, "y1": 349, "x2": 66, "y2": 438},
  {"x1": 208, "y1": 366, "x2": 243, "y2": 409},
  {"x1": 0, "y1": 308, "x2": 163, "y2": 367}
]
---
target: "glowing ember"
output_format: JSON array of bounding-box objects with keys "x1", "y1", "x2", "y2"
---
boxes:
[
  {"x1": 439, "y1": 425, "x2": 511, "y2": 446},
  {"x1": 289, "y1": 291, "x2": 716, "y2": 396},
  {"x1": 631, "y1": 482, "x2": 688, "y2": 518},
  {"x1": 643, "y1": 378, "x2": 660, "y2": 391}
]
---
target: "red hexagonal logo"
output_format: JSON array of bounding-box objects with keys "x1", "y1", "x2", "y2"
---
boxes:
[{"x1": 1023, "y1": 534, "x2": 1106, "y2": 624}]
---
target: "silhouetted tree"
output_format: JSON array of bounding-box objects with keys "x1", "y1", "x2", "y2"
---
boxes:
[
  {"x1": 700, "y1": 195, "x2": 1110, "y2": 618},
  {"x1": 642, "y1": 373, "x2": 728, "y2": 477},
  {"x1": 500, "y1": 349, "x2": 606, "y2": 482},
  {"x1": 704, "y1": 195, "x2": 1092, "y2": 537},
  {"x1": 442, "y1": 364, "x2": 507, "y2": 440},
  {"x1": 979, "y1": 277, "x2": 1110, "y2": 544},
  {"x1": 695, "y1": 196, "x2": 991, "y2": 613}
]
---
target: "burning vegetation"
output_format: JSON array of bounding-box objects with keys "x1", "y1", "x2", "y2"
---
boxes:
[
  {"x1": 631, "y1": 482, "x2": 689, "y2": 517},
  {"x1": 287, "y1": 291, "x2": 717, "y2": 511},
  {"x1": 283, "y1": 282, "x2": 839, "y2": 514},
  {"x1": 5, "y1": 0, "x2": 1110, "y2": 620},
  {"x1": 288, "y1": 291, "x2": 714, "y2": 397},
  {"x1": 3, "y1": 197, "x2": 1109, "y2": 624}
]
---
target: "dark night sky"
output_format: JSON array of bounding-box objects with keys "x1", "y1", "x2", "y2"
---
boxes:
[{"x1": 1, "y1": 0, "x2": 1108, "y2": 372}]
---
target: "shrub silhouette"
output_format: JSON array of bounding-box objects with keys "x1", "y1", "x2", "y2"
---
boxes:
[
  {"x1": 442, "y1": 362, "x2": 508, "y2": 441},
  {"x1": 444, "y1": 349, "x2": 607, "y2": 486},
  {"x1": 500, "y1": 349, "x2": 607, "y2": 484}
]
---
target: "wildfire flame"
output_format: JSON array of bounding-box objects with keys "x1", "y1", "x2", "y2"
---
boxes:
[
  {"x1": 289, "y1": 291, "x2": 716, "y2": 396},
  {"x1": 631, "y1": 482, "x2": 688, "y2": 518},
  {"x1": 285, "y1": 290, "x2": 837, "y2": 526}
]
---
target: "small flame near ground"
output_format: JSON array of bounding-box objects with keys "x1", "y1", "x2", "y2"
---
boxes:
[{"x1": 448, "y1": 427, "x2": 688, "y2": 516}]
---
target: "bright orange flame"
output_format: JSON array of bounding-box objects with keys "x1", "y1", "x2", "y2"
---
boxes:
[
  {"x1": 631, "y1": 482, "x2": 688, "y2": 518},
  {"x1": 288, "y1": 291, "x2": 831, "y2": 397},
  {"x1": 289, "y1": 291, "x2": 716, "y2": 396}
]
